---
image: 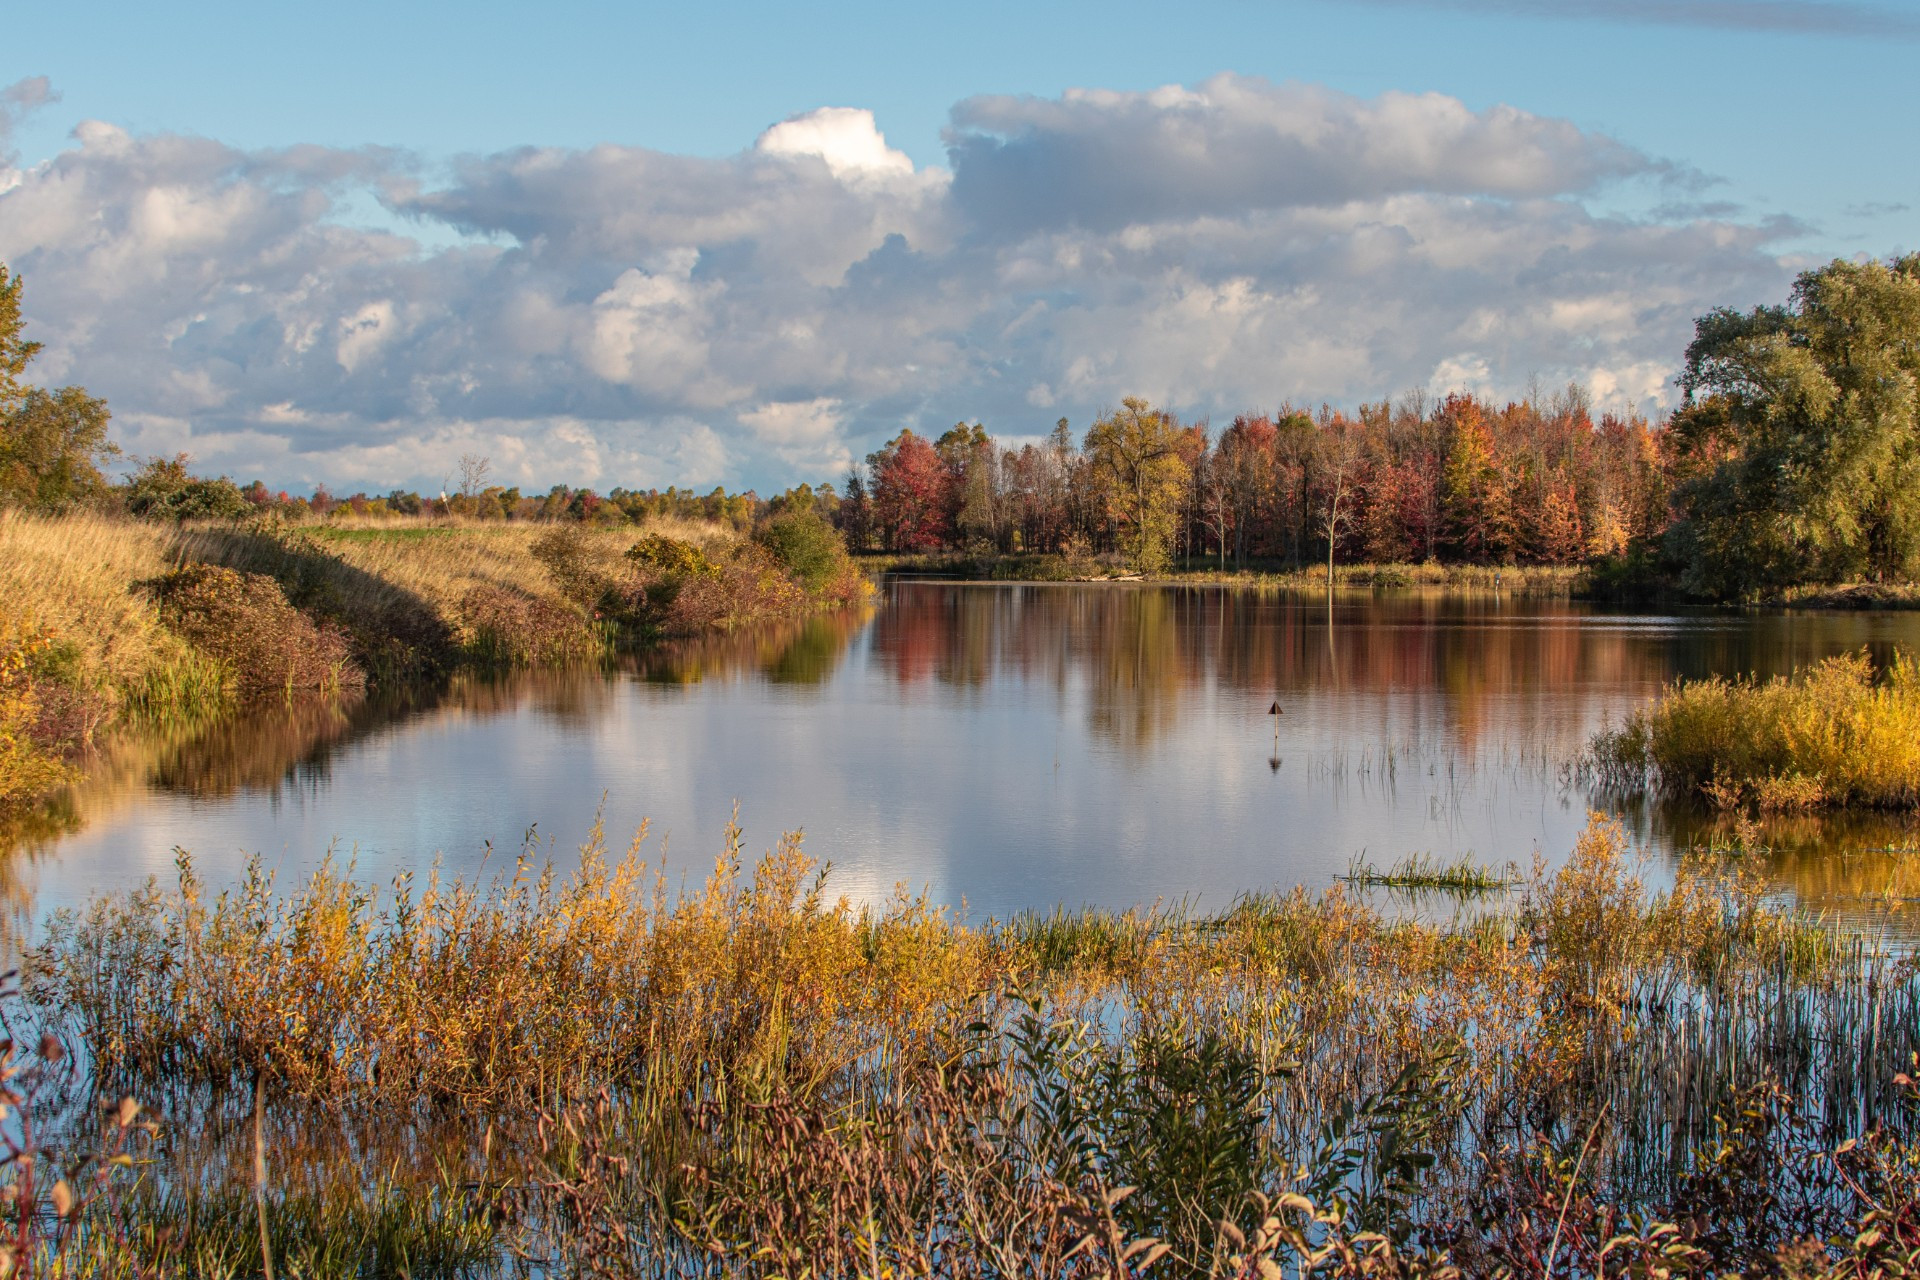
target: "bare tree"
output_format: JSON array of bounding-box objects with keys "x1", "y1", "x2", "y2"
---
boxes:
[
  {"x1": 1319, "y1": 424, "x2": 1365, "y2": 588},
  {"x1": 457, "y1": 453, "x2": 491, "y2": 500}
]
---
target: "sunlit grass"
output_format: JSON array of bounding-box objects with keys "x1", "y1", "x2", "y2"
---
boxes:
[
  {"x1": 15, "y1": 810, "x2": 1920, "y2": 1274},
  {"x1": 1593, "y1": 649, "x2": 1920, "y2": 811}
]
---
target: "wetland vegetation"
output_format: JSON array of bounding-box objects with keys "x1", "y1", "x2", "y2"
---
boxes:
[
  {"x1": 0, "y1": 814, "x2": 1916, "y2": 1275},
  {"x1": 5, "y1": 253, "x2": 1920, "y2": 1275}
]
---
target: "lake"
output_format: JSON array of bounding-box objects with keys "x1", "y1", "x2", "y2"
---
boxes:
[{"x1": 9, "y1": 581, "x2": 1920, "y2": 935}]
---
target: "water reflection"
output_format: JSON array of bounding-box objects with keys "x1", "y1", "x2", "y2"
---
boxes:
[
  {"x1": 636, "y1": 608, "x2": 872, "y2": 687},
  {"x1": 8, "y1": 584, "x2": 1919, "y2": 932}
]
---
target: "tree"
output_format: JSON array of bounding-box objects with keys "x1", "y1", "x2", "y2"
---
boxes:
[
  {"x1": 839, "y1": 468, "x2": 872, "y2": 551},
  {"x1": 1216, "y1": 415, "x2": 1276, "y2": 567},
  {"x1": 936, "y1": 422, "x2": 1004, "y2": 549},
  {"x1": 1316, "y1": 421, "x2": 1365, "y2": 581},
  {"x1": 1084, "y1": 397, "x2": 1189, "y2": 574},
  {"x1": 1440, "y1": 396, "x2": 1519, "y2": 563},
  {"x1": 0, "y1": 264, "x2": 116, "y2": 512},
  {"x1": 867, "y1": 429, "x2": 953, "y2": 552},
  {"x1": 457, "y1": 453, "x2": 491, "y2": 500},
  {"x1": 1668, "y1": 255, "x2": 1920, "y2": 596}
]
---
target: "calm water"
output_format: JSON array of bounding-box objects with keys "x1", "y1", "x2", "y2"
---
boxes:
[{"x1": 9, "y1": 583, "x2": 1920, "y2": 932}]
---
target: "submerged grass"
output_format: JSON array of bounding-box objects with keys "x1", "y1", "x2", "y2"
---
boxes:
[
  {"x1": 15, "y1": 812, "x2": 1920, "y2": 1274},
  {"x1": 1593, "y1": 648, "x2": 1920, "y2": 812},
  {"x1": 1340, "y1": 851, "x2": 1517, "y2": 895}
]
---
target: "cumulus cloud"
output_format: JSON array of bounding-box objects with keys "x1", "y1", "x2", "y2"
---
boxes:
[
  {"x1": 0, "y1": 75, "x2": 1798, "y2": 492},
  {"x1": 946, "y1": 75, "x2": 1669, "y2": 233},
  {"x1": 756, "y1": 107, "x2": 916, "y2": 179},
  {"x1": 0, "y1": 77, "x2": 57, "y2": 169}
]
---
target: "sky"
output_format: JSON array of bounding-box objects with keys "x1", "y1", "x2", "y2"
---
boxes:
[{"x1": 1, "y1": 0, "x2": 1914, "y2": 494}]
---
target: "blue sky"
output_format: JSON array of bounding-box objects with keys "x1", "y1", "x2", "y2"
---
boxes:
[{"x1": 1, "y1": 0, "x2": 1914, "y2": 491}]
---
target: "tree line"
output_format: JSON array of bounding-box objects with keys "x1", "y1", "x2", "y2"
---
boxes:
[
  {"x1": 5, "y1": 255, "x2": 1919, "y2": 600},
  {"x1": 846, "y1": 254, "x2": 1920, "y2": 597},
  {"x1": 846, "y1": 388, "x2": 1663, "y2": 579}
]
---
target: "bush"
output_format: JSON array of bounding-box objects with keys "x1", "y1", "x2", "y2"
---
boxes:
[
  {"x1": 752, "y1": 509, "x2": 846, "y2": 593},
  {"x1": 147, "y1": 564, "x2": 365, "y2": 695},
  {"x1": 659, "y1": 542, "x2": 807, "y2": 632},
  {"x1": 626, "y1": 532, "x2": 719, "y2": 581},
  {"x1": 123, "y1": 456, "x2": 248, "y2": 521}
]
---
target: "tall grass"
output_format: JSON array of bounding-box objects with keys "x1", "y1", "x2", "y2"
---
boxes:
[
  {"x1": 19, "y1": 813, "x2": 1920, "y2": 1273},
  {"x1": 1593, "y1": 649, "x2": 1920, "y2": 811},
  {"x1": 0, "y1": 511, "x2": 226, "y2": 723}
]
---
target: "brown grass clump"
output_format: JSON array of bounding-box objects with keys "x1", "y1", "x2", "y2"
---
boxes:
[
  {"x1": 146, "y1": 564, "x2": 365, "y2": 696},
  {"x1": 0, "y1": 619, "x2": 74, "y2": 807},
  {"x1": 458, "y1": 584, "x2": 603, "y2": 666}
]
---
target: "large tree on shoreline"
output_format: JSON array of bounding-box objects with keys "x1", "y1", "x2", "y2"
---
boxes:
[{"x1": 1667, "y1": 255, "x2": 1920, "y2": 596}]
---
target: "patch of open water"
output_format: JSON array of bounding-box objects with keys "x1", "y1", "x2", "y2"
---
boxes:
[{"x1": 11, "y1": 583, "x2": 1920, "y2": 934}]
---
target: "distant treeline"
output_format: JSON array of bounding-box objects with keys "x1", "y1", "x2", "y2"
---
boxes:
[
  {"x1": 8, "y1": 255, "x2": 1920, "y2": 600},
  {"x1": 844, "y1": 389, "x2": 1660, "y2": 577}
]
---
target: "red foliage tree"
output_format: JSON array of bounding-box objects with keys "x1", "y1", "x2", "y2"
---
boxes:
[{"x1": 867, "y1": 429, "x2": 954, "y2": 552}]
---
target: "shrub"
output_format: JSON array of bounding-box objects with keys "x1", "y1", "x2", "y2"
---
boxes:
[
  {"x1": 661, "y1": 542, "x2": 807, "y2": 632},
  {"x1": 123, "y1": 455, "x2": 249, "y2": 521},
  {"x1": 752, "y1": 509, "x2": 845, "y2": 593},
  {"x1": 459, "y1": 584, "x2": 603, "y2": 666},
  {"x1": 147, "y1": 564, "x2": 365, "y2": 695},
  {"x1": 625, "y1": 532, "x2": 718, "y2": 581},
  {"x1": 530, "y1": 525, "x2": 608, "y2": 609}
]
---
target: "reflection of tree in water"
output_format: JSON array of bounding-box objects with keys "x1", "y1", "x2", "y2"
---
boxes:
[
  {"x1": 873, "y1": 584, "x2": 1715, "y2": 755},
  {"x1": 150, "y1": 695, "x2": 364, "y2": 798},
  {"x1": 634, "y1": 608, "x2": 869, "y2": 687},
  {"x1": 1077, "y1": 590, "x2": 1190, "y2": 750},
  {"x1": 0, "y1": 670, "x2": 621, "y2": 866}
]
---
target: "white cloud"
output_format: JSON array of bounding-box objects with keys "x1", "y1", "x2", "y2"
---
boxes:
[
  {"x1": 0, "y1": 76, "x2": 1797, "y2": 492},
  {"x1": 756, "y1": 107, "x2": 915, "y2": 179}
]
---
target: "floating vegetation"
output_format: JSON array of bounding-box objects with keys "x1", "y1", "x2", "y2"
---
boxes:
[
  {"x1": 1340, "y1": 850, "x2": 1518, "y2": 895},
  {"x1": 1591, "y1": 649, "x2": 1920, "y2": 812}
]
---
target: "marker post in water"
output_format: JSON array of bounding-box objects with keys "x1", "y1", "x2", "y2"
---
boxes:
[{"x1": 1269, "y1": 699, "x2": 1283, "y2": 771}]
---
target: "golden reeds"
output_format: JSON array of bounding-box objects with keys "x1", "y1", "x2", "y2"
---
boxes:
[{"x1": 1594, "y1": 649, "x2": 1920, "y2": 811}]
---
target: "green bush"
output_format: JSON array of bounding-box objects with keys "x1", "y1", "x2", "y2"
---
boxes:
[
  {"x1": 752, "y1": 509, "x2": 846, "y2": 593},
  {"x1": 625, "y1": 532, "x2": 718, "y2": 581},
  {"x1": 123, "y1": 455, "x2": 248, "y2": 521}
]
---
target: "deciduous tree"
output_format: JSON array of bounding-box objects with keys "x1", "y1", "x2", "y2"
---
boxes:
[
  {"x1": 1084, "y1": 398, "x2": 1190, "y2": 574},
  {"x1": 0, "y1": 264, "x2": 116, "y2": 512}
]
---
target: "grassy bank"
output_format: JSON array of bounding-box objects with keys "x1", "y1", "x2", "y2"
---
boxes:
[
  {"x1": 0, "y1": 511, "x2": 867, "y2": 810},
  {"x1": 1775, "y1": 581, "x2": 1920, "y2": 611},
  {"x1": 1593, "y1": 649, "x2": 1920, "y2": 812},
  {"x1": 11, "y1": 814, "x2": 1920, "y2": 1275},
  {"x1": 874, "y1": 551, "x2": 1588, "y2": 596}
]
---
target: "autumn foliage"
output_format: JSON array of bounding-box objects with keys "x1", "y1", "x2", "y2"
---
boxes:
[{"x1": 849, "y1": 388, "x2": 1668, "y2": 575}]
